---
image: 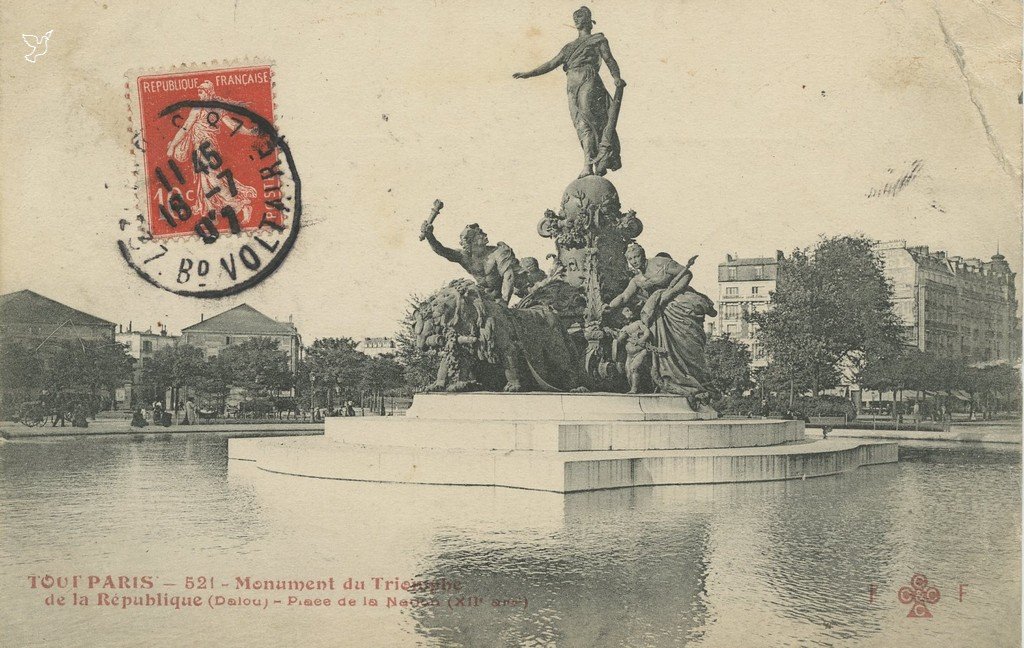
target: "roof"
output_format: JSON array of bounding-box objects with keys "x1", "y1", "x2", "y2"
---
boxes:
[
  {"x1": 719, "y1": 257, "x2": 778, "y2": 267},
  {"x1": 0, "y1": 290, "x2": 115, "y2": 328},
  {"x1": 181, "y1": 303, "x2": 296, "y2": 336}
]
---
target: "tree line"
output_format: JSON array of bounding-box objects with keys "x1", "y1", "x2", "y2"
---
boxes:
[
  {"x1": 0, "y1": 340, "x2": 136, "y2": 416},
  {"x1": 705, "y1": 234, "x2": 1021, "y2": 419}
]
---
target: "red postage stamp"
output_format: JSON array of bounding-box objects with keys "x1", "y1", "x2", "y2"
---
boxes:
[{"x1": 121, "y1": 63, "x2": 300, "y2": 297}]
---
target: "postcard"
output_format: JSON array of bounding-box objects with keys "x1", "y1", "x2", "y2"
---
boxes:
[{"x1": 1, "y1": 1, "x2": 1020, "y2": 646}]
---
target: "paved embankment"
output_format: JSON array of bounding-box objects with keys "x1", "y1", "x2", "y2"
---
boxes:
[
  {"x1": 0, "y1": 419, "x2": 323, "y2": 440},
  {"x1": 806, "y1": 423, "x2": 1021, "y2": 445}
]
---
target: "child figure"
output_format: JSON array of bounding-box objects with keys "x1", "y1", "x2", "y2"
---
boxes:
[{"x1": 616, "y1": 306, "x2": 656, "y2": 394}]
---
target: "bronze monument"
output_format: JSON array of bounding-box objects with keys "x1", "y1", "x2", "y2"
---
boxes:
[{"x1": 417, "y1": 7, "x2": 717, "y2": 407}]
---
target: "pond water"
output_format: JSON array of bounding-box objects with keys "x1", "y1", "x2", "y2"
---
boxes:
[{"x1": 1, "y1": 437, "x2": 1019, "y2": 647}]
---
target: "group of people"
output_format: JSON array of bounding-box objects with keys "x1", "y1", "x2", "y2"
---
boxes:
[
  {"x1": 129, "y1": 397, "x2": 198, "y2": 428},
  {"x1": 312, "y1": 401, "x2": 356, "y2": 422}
]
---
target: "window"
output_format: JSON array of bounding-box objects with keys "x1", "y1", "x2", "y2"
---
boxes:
[
  {"x1": 726, "y1": 324, "x2": 738, "y2": 334},
  {"x1": 727, "y1": 267, "x2": 737, "y2": 280},
  {"x1": 725, "y1": 287, "x2": 738, "y2": 296},
  {"x1": 724, "y1": 304, "x2": 741, "y2": 319},
  {"x1": 142, "y1": 340, "x2": 153, "y2": 352},
  {"x1": 751, "y1": 286, "x2": 760, "y2": 295},
  {"x1": 226, "y1": 336, "x2": 232, "y2": 344}
]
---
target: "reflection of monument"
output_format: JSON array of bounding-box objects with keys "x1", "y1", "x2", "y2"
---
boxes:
[{"x1": 227, "y1": 8, "x2": 898, "y2": 493}]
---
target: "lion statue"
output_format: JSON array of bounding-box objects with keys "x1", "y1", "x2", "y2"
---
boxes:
[{"x1": 413, "y1": 280, "x2": 589, "y2": 392}]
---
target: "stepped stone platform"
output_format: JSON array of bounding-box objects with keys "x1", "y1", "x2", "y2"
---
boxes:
[{"x1": 228, "y1": 393, "x2": 898, "y2": 493}]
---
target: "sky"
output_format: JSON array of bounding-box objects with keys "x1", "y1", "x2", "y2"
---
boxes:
[{"x1": 1, "y1": 0, "x2": 1020, "y2": 340}]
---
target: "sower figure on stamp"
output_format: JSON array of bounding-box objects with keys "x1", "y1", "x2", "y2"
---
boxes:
[
  {"x1": 420, "y1": 201, "x2": 520, "y2": 305},
  {"x1": 513, "y1": 6, "x2": 625, "y2": 178},
  {"x1": 166, "y1": 80, "x2": 259, "y2": 224}
]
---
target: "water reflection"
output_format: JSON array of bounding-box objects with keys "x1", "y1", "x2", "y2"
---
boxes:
[{"x1": 0, "y1": 438, "x2": 1019, "y2": 648}]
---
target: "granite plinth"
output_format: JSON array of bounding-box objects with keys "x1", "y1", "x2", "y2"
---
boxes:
[
  {"x1": 324, "y1": 417, "x2": 804, "y2": 451},
  {"x1": 404, "y1": 392, "x2": 717, "y2": 421},
  {"x1": 228, "y1": 393, "x2": 898, "y2": 493}
]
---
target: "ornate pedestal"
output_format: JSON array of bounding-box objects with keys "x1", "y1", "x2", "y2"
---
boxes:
[{"x1": 228, "y1": 394, "x2": 897, "y2": 493}]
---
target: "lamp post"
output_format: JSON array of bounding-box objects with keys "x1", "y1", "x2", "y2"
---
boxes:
[{"x1": 309, "y1": 371, "x2": 316, "y2": 421}]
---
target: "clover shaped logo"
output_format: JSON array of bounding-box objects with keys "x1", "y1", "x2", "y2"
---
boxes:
[{"x1": 898, "y1": 573, "x2": 941, "y2": 618}]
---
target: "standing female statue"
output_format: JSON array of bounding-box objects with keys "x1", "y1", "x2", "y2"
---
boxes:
[{"x1": 513, "y1": 6, "x2": 625, "y2": 179}]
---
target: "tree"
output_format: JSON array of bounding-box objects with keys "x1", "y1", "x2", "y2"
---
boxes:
[
  {"x1": 141, "y1": 344, "x2": 207, "y2": 409},
  {"x1": 0, "y1": 344, "x2": 44, "y2": 413},
  {"x1": 360, "y1": 354, "x2": 406, "y2": 415},
  {"x1": 0, "y1": 344, "x2": 43, "y2": 389},
  {"x1": 220, "y1": 337, "x2": 293, "y2": 398},
  {"x1": 48, "y1": 340, "x2": 135, "y2": 410},
  {"x1": 749, "y1": 235, "x2": 903, "y2": 397},
  {"x1": 704, "y1": 335, "x2": 753, "y2": 397},
  {"x1": 360, "y1": 355, "x2": 405, "y2": 393},
  {"x1": 194, "y1": 353, "x2": 233, "y2": 412},
  {"x1": 303, "y1": 337, "x2": 367, "y2": 409},
  {"x1": 970, "y1": 364, "x2": 1021, "y2": 419}
]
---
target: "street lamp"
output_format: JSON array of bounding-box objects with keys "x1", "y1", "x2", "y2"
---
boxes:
[{"x1": 309, "y1": 371, "x2": 316, "y2": 421}]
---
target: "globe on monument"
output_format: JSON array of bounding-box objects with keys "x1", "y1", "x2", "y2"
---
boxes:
[{"x1": 561, "y1": 175, "x2": 622, "y2": 221}]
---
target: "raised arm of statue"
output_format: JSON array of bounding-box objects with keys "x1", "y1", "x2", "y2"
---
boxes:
[
  {"x1": 513, "y1": 51, "x2": 565, "y2": 79},
  {"x1": 659, "y1": 254, "x2": 699, "y2": 304},
  {"x1": 598, "y1": 37, "x2": 625, "y2": 87},
  {"x1": 420, "y1": 221, "x2": 463, "y2": 264}
]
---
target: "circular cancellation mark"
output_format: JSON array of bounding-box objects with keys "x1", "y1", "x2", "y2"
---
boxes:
[{"x1": 119, "y1": 99, "x2": 301, "y2": 298}]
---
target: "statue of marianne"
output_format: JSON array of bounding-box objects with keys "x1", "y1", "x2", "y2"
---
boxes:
[{"x1": 513, "y1": 6, "x2": 626, "y2": 179}]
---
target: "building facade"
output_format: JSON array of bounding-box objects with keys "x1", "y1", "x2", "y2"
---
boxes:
[
  {"x1": 715, "y1": 252, "x2": 783, "y2": 367},
  {"x1": 114, "y1": 324, "x2": 179, "y2": 409},
  {"x1": 356, "y1": 337, "x2": 398, "y2": 357},
  {"x1": 180, "y1": 304, "x2": 303, "y2": 371},
  {"x1": 0, "y1": 290, "x2": 117, "y2": 411},
  {"x1": 875, "y1": 241, "x2": 1019, "y2": 364},
  {"x1": 0, "y1": 290, "x2": 115, "y2": 348}
]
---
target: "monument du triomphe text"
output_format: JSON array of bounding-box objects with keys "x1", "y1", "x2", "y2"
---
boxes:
[{"x1": 229, "y1": 7, "x2": 897, "y2": 492}]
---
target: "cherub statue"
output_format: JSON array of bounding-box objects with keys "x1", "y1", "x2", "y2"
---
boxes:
[{"x1": 615, "y1": 306, "x2": 663, "y2": 394}]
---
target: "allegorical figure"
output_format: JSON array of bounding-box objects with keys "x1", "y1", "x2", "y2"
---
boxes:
[
  {"x1": 606, "y1": 244, "x2": 717, "y2": 403},
  {"x1": 166, "y1": 80, "x2": 258, "y2": 224},
  {"x1": 421, "y1": 219, "x2": 519, "y2": 304},
  {"x1": 513, "y1": 6, "x2": 625, "y2": 179}
]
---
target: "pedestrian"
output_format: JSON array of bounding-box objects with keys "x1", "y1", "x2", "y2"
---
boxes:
[
  {"x1": 130, "y1": 407, "x2": 148, "y2": 428},
  {"x1": 71, "y1": 403, "x2": 89, "y2": 428},
  {"x1": 182, "y1": 397, "x2": 197, "y2": 425},
  {"x1": 346, "y1": 400, "x2": 355, "y2": 417}
]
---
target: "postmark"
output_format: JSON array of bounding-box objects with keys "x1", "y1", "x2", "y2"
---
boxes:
[{"x1": 121, "y1": 64, "x2": 300, "y2": 297}]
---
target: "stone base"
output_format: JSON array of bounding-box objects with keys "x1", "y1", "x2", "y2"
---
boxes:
[
  {"x1": 228, "y1": 393, "x2": 898, "y2": 493},
  {"x1": 404, "y1": 392, "x2": 718, "y2": 421}
]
